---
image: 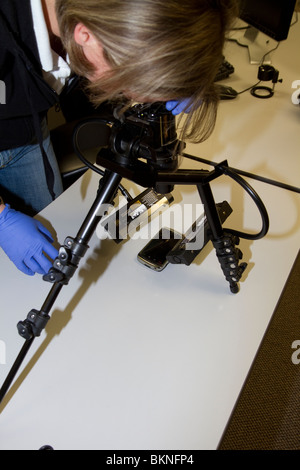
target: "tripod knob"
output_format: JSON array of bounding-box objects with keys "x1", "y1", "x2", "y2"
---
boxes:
[
  {"x1": 17, "y1": 310, "x2": 50, "y2": 339},
  {"x1": 17, "y1": 320, "x2": 34, "y2": 340}
]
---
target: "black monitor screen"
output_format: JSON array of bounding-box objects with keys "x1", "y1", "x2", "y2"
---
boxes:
[{"x1": 239, "y1": 0, "x2": 296, "y2": 41}]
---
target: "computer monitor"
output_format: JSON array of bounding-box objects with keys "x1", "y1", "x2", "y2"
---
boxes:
[{"x1": 238, "y1": 0, "x2": 296, "y2": 64}]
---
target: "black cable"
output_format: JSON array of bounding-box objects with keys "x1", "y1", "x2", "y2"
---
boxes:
[
  {"x1": 72, "y1": 118, "x2": 133, "y2": 201},
  {"x1": 226, "y1": 35, "x2": 280, "y2": 96},
  {"x1": 237, "y1": 80, "x2": 261, "y2": 95},
  {"x1": 290, "y1": 11, "x2": 298, "y2": 27},
  {"x1": 259, "y1": 42, "x2": 280, "y2": 66},
  {"x1": 183, "y1": 154, "x2": 300, "y2": 194},
  {"x1": 182, "y1": 152, "x2": 297, "y2": 241},
  {"x1": 221, "y1": 166, "x2": 269, "y2": 240}
]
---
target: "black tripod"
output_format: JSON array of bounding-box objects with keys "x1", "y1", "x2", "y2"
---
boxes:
[{"x1": 0, "y1": 102, "x2": 269, "y2": 406}]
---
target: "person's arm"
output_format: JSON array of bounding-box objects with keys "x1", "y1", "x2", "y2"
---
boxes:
[{"x1": 0, "y1": 198, "x2": 58, "y2": 276}]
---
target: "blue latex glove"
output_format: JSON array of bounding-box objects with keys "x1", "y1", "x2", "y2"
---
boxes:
[
  {"x1": 0, "y1": 206, "x2": 58, "y2": 276},
  {"x1": 166, "y1": 99, "x2": 193, "y2": 115}
]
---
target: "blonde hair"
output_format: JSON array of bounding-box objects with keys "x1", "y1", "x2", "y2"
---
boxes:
[{"x1": 56, "y1": 0, "x2": 238, "y2": 143}]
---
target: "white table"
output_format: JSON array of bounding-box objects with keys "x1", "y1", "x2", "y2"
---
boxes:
[{"x1": 0, "y1": 19, "x2": 299, "y2": 450}]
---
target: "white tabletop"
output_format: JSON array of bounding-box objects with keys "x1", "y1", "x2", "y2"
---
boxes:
[{"x1": 0, "y1": 19, "x2": 299, "y2": 450}]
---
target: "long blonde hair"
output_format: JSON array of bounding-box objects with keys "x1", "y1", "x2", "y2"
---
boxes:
[{"x1": 56, "y1": 0, "x2": 238, "y2": 143}]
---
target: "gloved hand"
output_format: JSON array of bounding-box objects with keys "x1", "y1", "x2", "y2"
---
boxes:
[
  {"x1": 166, "y1": 99, "x2": 193, "y2": 115},
  {"x1": 0, "y1": 205, "x2": 58, "y2": 276}
]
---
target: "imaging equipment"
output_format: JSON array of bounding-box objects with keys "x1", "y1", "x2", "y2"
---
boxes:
[{"x1": 238, "y1": 0, "x2": 296, "y2": 63}]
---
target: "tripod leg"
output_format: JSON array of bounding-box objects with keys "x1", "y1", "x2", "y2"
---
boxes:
[
  {"x1": 197, "y1": 182, "x2": 223, "y2": 239},
  {"x1": 0, "y1": 170, "x2": 122, "y2": 405},
  {"x1": 0, "y1": 339, "x2": 34, "y2": 404},
  {"x1": 197, "y1": 182, "x2": 247, "y2": 293}
]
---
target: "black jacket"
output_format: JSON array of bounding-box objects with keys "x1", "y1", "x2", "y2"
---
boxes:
[{"x1": 0, "y1": 0, "x2": 59, "y2": 151}]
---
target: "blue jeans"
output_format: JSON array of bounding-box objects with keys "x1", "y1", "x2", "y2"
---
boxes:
[{"x1": 0, "y1": 124, "x2": 63, "y2": 216}]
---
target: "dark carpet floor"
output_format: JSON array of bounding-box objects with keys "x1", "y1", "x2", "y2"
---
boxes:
[{"x1": 218, "y1": 250, "x2": 300, "y2": 450}]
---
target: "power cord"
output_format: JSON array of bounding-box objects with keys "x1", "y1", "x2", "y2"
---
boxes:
[
  {"x1": 72, "y1": 118, "x2": 133, "y2": 201},
  {"x1": 183, "y1": 154, "x2": 300, "y2": 195},
  {"x1": 183, "y1": 153, "x2": 272, "y2": 240}
]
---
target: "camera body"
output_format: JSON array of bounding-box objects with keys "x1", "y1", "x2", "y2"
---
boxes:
[{"x1": 97, "y1": 102, "x2": 185, "y2": 193}]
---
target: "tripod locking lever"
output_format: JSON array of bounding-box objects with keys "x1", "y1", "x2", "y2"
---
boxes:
[
  {"x1": 17, "y1": 309, "x2": 50, "y2": 340},
  {"x1": 43, "y1": 236, "x2": 89, "y2": 285}
]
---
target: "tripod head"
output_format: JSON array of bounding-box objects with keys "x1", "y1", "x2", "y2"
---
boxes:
[{"x1": 96, "y1": 101, "x2": 185, "y2": 194}]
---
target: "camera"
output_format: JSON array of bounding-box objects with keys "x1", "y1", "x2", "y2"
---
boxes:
[{"x1": 97, "y1": 102, "x2": 185, "y2": 194}]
